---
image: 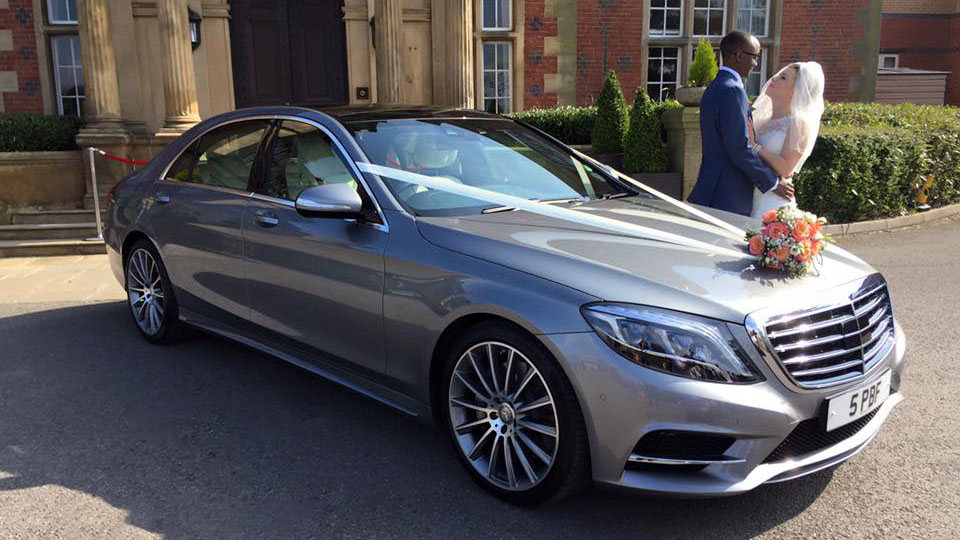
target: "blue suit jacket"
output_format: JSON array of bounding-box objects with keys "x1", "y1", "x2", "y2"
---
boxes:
[{"x1": 687, "y1": 70, "x2": 778, "y2": 216}]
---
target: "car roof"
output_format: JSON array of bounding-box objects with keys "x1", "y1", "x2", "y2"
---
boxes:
[{"x1": 315, "y1": 105, "x2": 507, "y2": 123}]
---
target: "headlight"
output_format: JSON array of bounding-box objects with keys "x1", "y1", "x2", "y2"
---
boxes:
[{"x1": 581, "y1": 303, "x2": 763, "y2": 384}]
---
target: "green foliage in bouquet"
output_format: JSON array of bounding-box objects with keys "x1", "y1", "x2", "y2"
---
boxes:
[
  {"x1": 624, "y1": 88, "x2": 670, "y2": 173},
  {"x1": 687, "y1": 38, "x2": 718, "y2": 88},
  {"x1": 591, "y1": 70, "x2": 628, "y2": 153}
]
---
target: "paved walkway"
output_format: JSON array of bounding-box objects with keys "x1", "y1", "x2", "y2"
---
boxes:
[{"x1": 0, "y1": 255, "x2": 125, "y2": 303}]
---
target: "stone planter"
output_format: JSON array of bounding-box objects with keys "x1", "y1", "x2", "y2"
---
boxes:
[
  {"x1": 629, "y1": 172, "x2": 683, "y2": 200},
  {"x1": 675, "y1": 86, "x2": 706, "y2": 106},
  {"x1": 0, "y1": 151, "x2": 85, "y2": 208}
]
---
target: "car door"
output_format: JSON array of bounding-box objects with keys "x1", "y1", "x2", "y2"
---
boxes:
[
  {"x1": 145, "y1": 119, "x2": 270, "y2": 324},
  {"x1": 242, "y1": 118, "x2": 389, "y2": 377}
]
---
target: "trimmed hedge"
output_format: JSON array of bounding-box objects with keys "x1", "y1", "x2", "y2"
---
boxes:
[
  {"x1": 0, "y1": 114, "x2": 83, "y2": 152},
  {"x1": 509, "y1": 106, "x2": 597, "y2": 145},
  {"x1": 795, "y1": 102, "x2": 960, "y2": 221},
  {"x1": 794, "y1": 127, "x2": 927, "y2": 222},
  {"x1": 509, "y1": 101, "x2": 681, "y2": 146}
]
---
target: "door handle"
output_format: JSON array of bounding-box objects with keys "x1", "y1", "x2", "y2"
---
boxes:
[
  {"x1": 254, "y1": 211, "x2": 280, "y2": 227},
  {"x1": 154, "y1": 192, "x2": 171, "y2": 204}
]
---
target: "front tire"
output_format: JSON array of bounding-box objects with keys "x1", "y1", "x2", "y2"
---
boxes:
[
  {"x1": 441, "y1": 322, "x2": 590, "y2": 505},
  {"x1": 124, "y1": 239, "x2": 183, "y2": 345}
]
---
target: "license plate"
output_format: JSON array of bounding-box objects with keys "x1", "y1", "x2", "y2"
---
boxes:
[{"x1": 826, "y1": 371, "x2": 891, "y2": 432}]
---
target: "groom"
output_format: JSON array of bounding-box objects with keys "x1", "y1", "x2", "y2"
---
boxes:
[{"x1": 687, "y1": 30, "x2": 793, "y2": 216}]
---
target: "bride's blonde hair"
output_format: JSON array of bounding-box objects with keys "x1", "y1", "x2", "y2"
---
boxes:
[{"x1": 752, "y1": 61, "x2": 826, "y2": 174}]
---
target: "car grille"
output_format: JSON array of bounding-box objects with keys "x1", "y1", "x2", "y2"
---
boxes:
[
  {"x1": 762, "y1": 408, "x2": 880, "y2": 463},
  {"x1": 760, "y1": 278, "x2": 896, "y2": 389}
]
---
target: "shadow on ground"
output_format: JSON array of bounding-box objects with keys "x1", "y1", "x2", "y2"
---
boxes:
[{"x1": 0, "y1": 302, "x2": 832, "y2": 539}]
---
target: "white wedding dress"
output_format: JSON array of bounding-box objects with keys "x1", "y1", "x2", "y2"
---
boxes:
[{"x1": 750, "y1": 115, "x2": 797, "y2": 219}]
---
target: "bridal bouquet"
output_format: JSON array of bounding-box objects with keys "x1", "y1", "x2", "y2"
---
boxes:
[{"x1": 745, "y1": 206, "x2": 828, "y2": 277}]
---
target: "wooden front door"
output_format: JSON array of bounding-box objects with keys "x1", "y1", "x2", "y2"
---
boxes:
[{"x1": 230, "y1": 0, "x2": 349, "y2": 108}]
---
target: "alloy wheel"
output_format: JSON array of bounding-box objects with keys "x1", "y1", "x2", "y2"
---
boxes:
[
  {"x1": 448, "y1": 341, "x2": 559, "y2": 491},
  {"x1": 127, "y1": 248, "x2": 165, "y2": 336}
]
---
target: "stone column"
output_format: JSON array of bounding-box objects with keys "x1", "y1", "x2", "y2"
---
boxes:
[
  {"x1": 77, "y1": 0, "x2": 123, "y2": 130},
  {"x1": 374, "y1": 0, "x2": 403, "y2": 104},
  {"x1": 442, "y1": 0, "x2": 474, "y2": 108},
  {"x1": 156, "y1": 0, "x2": 201, "y2": 133}
]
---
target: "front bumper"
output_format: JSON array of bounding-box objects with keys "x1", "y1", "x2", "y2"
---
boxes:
[{"x1": 539, "y1": 320, "x2": 907, "y2": 496}]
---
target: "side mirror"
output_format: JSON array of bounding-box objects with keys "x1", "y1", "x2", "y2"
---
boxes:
[{"x1": 295, "y1": 184, "x2": 363, "y2": 218}]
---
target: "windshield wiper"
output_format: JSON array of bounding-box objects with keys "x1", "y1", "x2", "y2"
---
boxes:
[
  {"x1": 600, "y1": 192, "x2": 631, "y2": 200},
  {"x1": 481, "y1": 197, "x2": 585, "y2": 214}
]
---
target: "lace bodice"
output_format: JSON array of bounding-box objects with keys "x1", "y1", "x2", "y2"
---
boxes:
[{"x1": 755, "y1": 115, "x2": 792, "y2": 157}]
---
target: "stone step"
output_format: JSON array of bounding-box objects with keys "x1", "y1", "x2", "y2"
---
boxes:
[
  {"x1": 12, "y1": 209, "x2": 105, "y2": 225},
  {"x1": 0, "y1": 239, "x2": 106, "y2": 258},
  {"x1": 0, "y1": 223, "x2": 99, "y2": 241}
]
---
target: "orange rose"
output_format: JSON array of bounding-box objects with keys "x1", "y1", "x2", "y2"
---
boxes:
[
  {"x1": 748, "y1": 235, "x2": 766, "y2": 256},
  {"x1": 812, "y1": 240, "x2": 824, "y2": 256},
  {"x1": 802, "y1": 239, "x2": 812, "y2": 254},
  {"x1": 793, "y1": 219, "x2": 811, "y2": 241},
  {"x1": 767, "y1": 261, "x2": 782, "y2": 270},
  {"x1": 772, "y1": 247, "x2": 790, "y2": 262},
  {"x1": 762, "y1": 209, "x2": 778, "y2": 224},
  {"x1": 766, "y1": 222, "x2": 789, "y2": 239}
]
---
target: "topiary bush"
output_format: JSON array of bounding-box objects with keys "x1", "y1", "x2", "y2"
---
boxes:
[
  {"x1": 623, "y1": 88, "x2": 669, "y2": 173},
  {"x1": 0, "y1": 114, "x2": 83, "y2": 152},
  {"x1": 687, "y1": 38, "x2": 718, "y2": 88},
  {"x1": 591, "y1": 70, "x2": 628, "y2": 153}
]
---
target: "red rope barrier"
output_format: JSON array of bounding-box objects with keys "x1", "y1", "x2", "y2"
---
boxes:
[{"x1": 94, "y1": 149, "x2": 150, "y2": 166}]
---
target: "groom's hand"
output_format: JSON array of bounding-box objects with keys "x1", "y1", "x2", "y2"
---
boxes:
[{"x1": 773, "y1": 179, "x2": 795, "y2": 200}]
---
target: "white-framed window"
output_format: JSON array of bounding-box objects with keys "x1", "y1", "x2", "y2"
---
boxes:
[
  {"x1": 745, "y1": 48, "x2": 767, "y2": 98},
  {"x1": 879, "y1": 54, "x2": 900, "y2": 69},
  {"x1": 51, "y1": 34, "x2": 84, "y2": 116},
  {"x1": 650, "y1": 0, "x2": 683, "y2": 37},
  {"x1": 482, "y1": 0, "x2": 512, "y2": 31},
  {"x1": 648, "y1": 46, "x2": 681, "y2": 101},
  {"x1": 482, "y1": 42, "x2": 512, "y2": 113},
  {"x1": 693, "y1": 0, "x2": 725, "y2": 37},
  {"x1": 737, "y1": 0, "x2": 769, "y2": 38},
  {"x1": 47, "y1": 0, "x2": 78, "y2": 25}
]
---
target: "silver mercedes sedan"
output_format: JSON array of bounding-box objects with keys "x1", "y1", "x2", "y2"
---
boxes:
[{"x1": 105, "y1": 106, "x2": 906, "y2": 505}]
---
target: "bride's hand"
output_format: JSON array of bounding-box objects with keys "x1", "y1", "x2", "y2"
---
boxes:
[{"x1": 772, "y1": 179, "x2": 795, "y2": 201}]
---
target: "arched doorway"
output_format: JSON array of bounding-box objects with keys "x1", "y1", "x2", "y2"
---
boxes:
[{"x1": 229, "y1": 0, "x2": 349, "y2": 108}]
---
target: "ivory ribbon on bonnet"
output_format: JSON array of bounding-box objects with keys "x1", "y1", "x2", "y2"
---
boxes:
[{"x1": 356, "y1": 162, "x2": 757, "y2": 261}]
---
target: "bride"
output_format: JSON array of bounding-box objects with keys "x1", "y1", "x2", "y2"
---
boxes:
[{"x1": 749, "y1": 61, "x2": 826, "y2": 219}]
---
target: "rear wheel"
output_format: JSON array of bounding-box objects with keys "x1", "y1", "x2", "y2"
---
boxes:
[
  {"x1": 125, "y1": 240, "x2": 182, "y2": 344},
  {"x1": 442, "y1": 322, "x2": 590, "y2": 505}
]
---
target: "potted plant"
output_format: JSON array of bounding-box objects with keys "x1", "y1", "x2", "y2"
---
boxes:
[
  {"x1": 623, "y1": 88, "x2": 682, "y2": 198},
  {"x1": 676, "y1": 37, "x2": 718, "y2": 106},
  {"x1": 590, "y1": 70, "x2": 628, "y2": 169}
]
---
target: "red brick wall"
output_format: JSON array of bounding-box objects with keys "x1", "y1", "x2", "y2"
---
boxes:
[
  {"x1": 0, "y1": 0, "x2": 43, "y2": 113},
  {"x1": 523, "y1": 1, "x2": 559, "y2": 109},
  {"x1": 881, "y1": 14, "x2": 960, "y2": 105},
  {"x1": 778, "y1": 0, "x2": 870, "y2": 102},
  {"x1": 574, "y1": 0, "x2": 644, "y2": 106}
]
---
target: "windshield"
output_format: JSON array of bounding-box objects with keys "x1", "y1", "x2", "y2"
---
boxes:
[{"x1": 346, "y1": 118, "x2": 645, "y2": 216}]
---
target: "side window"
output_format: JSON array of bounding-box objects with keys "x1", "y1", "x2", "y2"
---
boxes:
[
  {"x1": 164, "y1": 142, "x2": 198, "y2": 182},
  {"x1": 260, "y1": 120, "x2": 362, "y2": 201},
  {"x1": 164, "y1": 120, "x2": 269, "y2": 190}
]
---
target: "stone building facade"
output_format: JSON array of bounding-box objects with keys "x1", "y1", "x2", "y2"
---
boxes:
[{"x1": 0, "y1": 1, "x2": 904, "y2": 152}]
